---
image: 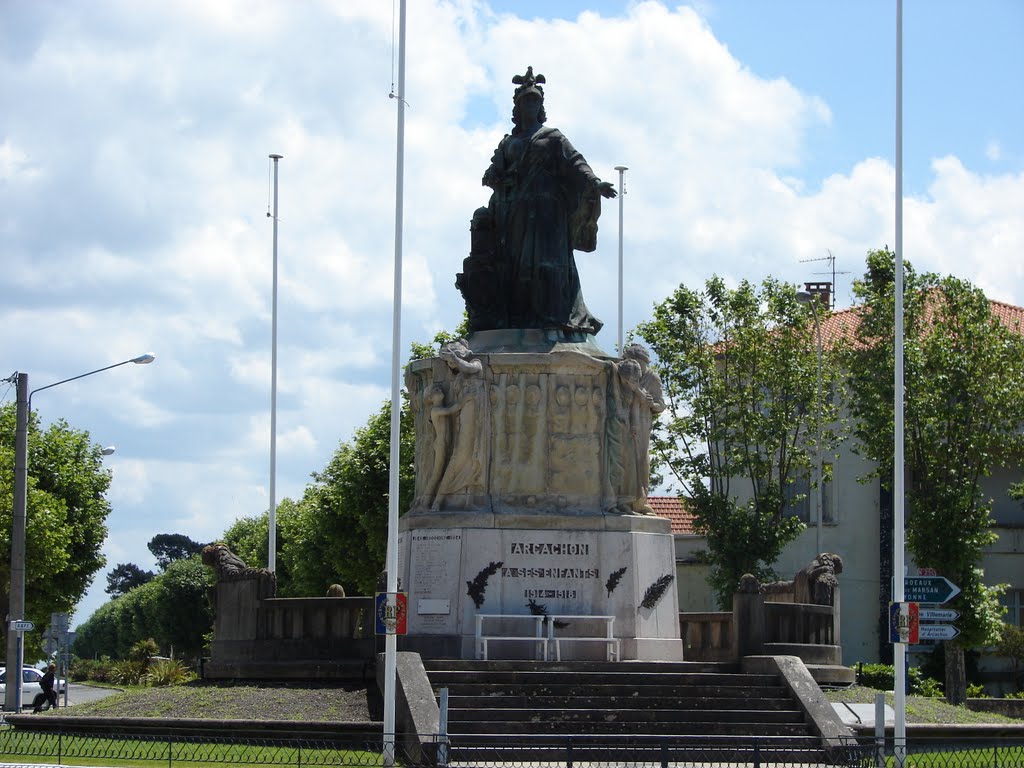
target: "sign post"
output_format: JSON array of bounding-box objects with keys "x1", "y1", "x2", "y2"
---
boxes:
[{"x1": 7, "y1": 620, "x2": 33, "y2": 712}]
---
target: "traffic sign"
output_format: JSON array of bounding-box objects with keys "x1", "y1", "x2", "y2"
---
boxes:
[
  {"x1": 904, "y1": 576, "x2": 960, "y2": 604},
  {"x1": 374, "y1": 592, "x2": 408, "y2": 635},
  {"x1": 919, "y1": 608, "x2": 959, "y2": 622},
  {"x1": 889, "y1": 602, "x2": 919, "y2": 644},
  {"x1": 9, "y1": 620, "x2": 34, "y2": 632},
  {"x1": 918, "y1": 624, "x2": 960, "y2": 641}
]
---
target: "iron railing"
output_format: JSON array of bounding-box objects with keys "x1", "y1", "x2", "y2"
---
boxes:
[{"x1": 0, "y1": 728, "x2": 1022, "y2": 768}]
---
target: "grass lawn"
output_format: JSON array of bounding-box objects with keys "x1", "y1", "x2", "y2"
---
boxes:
[
  {"x1": 0, "y1": 728, "x2": 387, "y2": 768},
  {"x1": 824, "y1": 685, "x2": 1022, "y2": 725}
]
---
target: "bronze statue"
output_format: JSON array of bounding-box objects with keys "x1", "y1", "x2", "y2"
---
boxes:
[{"x1": 457, "y1": 67, "x2": 616, "y2": 336}]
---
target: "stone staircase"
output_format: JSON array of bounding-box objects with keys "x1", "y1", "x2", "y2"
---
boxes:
[{"x1": 422, "y1": 659, "x2": 836, "y2": 762}]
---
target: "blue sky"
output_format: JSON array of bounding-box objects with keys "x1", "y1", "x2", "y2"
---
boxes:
[{"x1": 2, "y1": 0, "x2": 1021, "y2": 630}]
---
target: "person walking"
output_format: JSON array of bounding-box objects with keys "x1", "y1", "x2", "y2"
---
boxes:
[{"x1": 37, "y1": 664, "x2": 58, "y2": 711}]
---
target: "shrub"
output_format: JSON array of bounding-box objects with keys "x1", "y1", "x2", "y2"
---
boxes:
[
  {"x1": 109, "y1": 660, "x2": 146, "y2": 685},
  {"x1": 69, "y1": 657, "x2": 115, "y2": 683},
  {"x1": 144, "y1": 659, "x2": 194, "y2": 687},
  {"x1": 855, "y1": 663, "x2": 943, "y2": 696},
  {"x1": 966, "y1": 683, "x2": 989, "y2": 698},
  {"x1": 915, "y1": 676, "x2": 944, "y2": 697},
  {"x1": 128, "y1": 638, "x2": 160, "y2": 663},
  {"x1": 857, "y1": 663, "x2": 896, "y2": 690}
]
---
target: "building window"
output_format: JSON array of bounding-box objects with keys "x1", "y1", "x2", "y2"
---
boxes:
[
  {"x1": 783, "y1": 464, "x2": 833, "y2": 523},
  {"x1": 1001, "y1": 589, "x2": 1023, "y2": 627}
]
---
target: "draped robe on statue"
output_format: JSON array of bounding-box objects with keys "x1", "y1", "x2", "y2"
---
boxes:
[{"x1": 482, "y1": 126, "x2": 604, "y2": 335}]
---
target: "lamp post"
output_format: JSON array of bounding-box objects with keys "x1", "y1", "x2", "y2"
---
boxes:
[
  {"x1": 5, "y1": 353, "x2": 155, "y2": 712},
  {"x1": 796, "y1": 292, "x2": 823, "y2": 557}
]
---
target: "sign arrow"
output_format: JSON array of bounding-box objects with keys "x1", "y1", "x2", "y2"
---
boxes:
[
  {"x1": 918, "y1": 624, "x2": 960, "y2": 641},
  {"x1": 919, "y1": 608, "x2": 960, "y2": 622},
  {"x1": 904, "y1": 576, "x2": 960, "y2": 604}
]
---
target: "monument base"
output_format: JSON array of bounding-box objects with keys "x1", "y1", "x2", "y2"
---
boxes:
[{"x1": 398, "y1": 511, "x2": 683, "y2": 661}]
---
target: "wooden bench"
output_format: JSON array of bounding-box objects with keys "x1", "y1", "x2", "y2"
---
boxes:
[
  {"x1": 547, "y1": 614, "x2": 619, "y2": 661},
  {"x1": 474, "y1": 614, "x2": 548, "y2": 660}
]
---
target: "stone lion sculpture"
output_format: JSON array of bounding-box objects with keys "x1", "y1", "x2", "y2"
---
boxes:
[
  {"x1": 201, "y1": 543, "x2": 276, "y2": 585},
  {"x1": 760, "y1": 552, "x2": 843, "y2": 605}
]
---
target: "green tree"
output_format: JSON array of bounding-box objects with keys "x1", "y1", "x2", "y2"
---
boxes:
[
  {"x1": 150, "y1": 556, "x2": 213, "y2": 658},
  {"x1": 72, "y1": 555, "x2": 212, "y2": 660},
  {"x1": 220, "y1": 497, "x2": 310, "y2": 596},
  {"x1": 299, "y1": 399, "x2": 415, "y2": 595},
  {"x1": 0, "y1": 403, "x2": 112, "y2": 657},
  {"x1": 994, "y1": 623, "x2": 1024, "y2": 693},
  {"x1": 148, "y1": 533, "x2": 205, "y2": 570},
  {"x1": 637, "y1": 276, "x2": 837, "y2": 607},
  {"x1": 842, "y1": 249, "x2": 1024, "y2": 704},
  {"x1": 106, "y1": 563, "x2": 155, "y2": 596}
]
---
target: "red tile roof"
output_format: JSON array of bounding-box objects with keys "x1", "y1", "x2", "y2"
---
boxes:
[
  {"x1": 819, "y1": 295, "x2": 1024, "y2": 348},
  {"x1": 648, "y1": 496, "x2": 697, "y2": 535}
]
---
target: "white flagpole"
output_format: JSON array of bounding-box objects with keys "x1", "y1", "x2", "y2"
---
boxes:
[
  {"x1": 614, "y1": 166, "x2": 627, "y2": 354},
  {"x1": 893, "y1": 0, "x2": 907, "y2": 763},
  {"x1": 268, "y1": 153, "x2": 282, "y2": 574},
  {"x1": 384, "y1": 1, "x2": 407, "y2": 764}
]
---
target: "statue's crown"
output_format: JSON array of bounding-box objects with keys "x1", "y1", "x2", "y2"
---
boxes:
[{"x1": 512, "y1": 66, "x2": 546, "y2": 101}]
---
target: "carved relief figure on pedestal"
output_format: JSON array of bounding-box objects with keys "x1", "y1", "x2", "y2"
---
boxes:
[
  {"x1": 457, "y1": 66, "x2": 617, "y2": 335},
  {"x1": 422, "y1": 384, "x2": 450, "y2": 507},
  {"x1": 621, "y1": 344, "x2": 666, "y2": 513},
  {"x1": 431, "y1": 340, "x2": 489, "y2": 511},
  {"x1": 605, "y1": 344, "x2": 665, "y2": 514}
]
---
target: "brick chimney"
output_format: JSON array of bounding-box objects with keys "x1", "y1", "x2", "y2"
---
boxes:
[{"x1": 803, "y1": 281, "x2": 832, "y2": 309}]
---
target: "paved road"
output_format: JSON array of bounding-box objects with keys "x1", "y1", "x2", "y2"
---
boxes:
[
  {"x1": 1, "y1": 683, "x2": 121, "y2": 714},
  {"x1": 54, "y1": 682, "x2": 122, "y2": 708}
]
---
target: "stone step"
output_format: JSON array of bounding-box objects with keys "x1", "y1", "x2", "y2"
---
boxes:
[
  {"x1": 448, "y1": 741, "x2": 826, "y2": 764},
  {"x1": 448, "y1": 693, "x2": 797, "y2": 710},
  {"x1": 425, "y1": 669, "x2": 782, "y2": 687},
  {"x1": 447, "y1": 707, "x2": 805, "y2": 724},
  {"x1": 807, "y1": 663, "x2": 857, "y2": 686},
  {"x1": 437, "y1": 682, "x2": 789, "y2": 698},
  {"x1": 424, "y1": 659, "x2": 820, "y2": 751},
  {"x1": 447, "y1": 719, "x2": 815, "y2": 736},
  {"x1": 763, "y1": 642, "x2": 842, "y2": 665},
  {"x1": 425, "y1": 659, "x2": 738, "y2": 674}
]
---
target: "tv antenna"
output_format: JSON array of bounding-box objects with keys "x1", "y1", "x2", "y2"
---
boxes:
[{"x1": 799, "y1": 250, "x2": 849, "y2": 309}]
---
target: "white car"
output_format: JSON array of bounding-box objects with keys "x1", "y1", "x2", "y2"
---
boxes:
[{"x1": 0, "y1": 666, "x2": 68, "y2": 704}]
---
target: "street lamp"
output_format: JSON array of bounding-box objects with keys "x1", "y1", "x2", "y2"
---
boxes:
[
  {"x1": 5, "y1": 353, "x2": 155, "y2": 712},
  {"x1": 796, "y1": 292, "x2": 824, "y2": 557}
]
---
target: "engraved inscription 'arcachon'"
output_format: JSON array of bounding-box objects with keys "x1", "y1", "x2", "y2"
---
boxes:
[{"x1": 510, "y1": 542, "x2": 590, "y2": 556}]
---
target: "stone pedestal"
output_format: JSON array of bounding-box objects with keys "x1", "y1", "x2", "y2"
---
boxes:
[
  {"x1": 398, "y1": 511, "x2": 682, "y2": 660},
  {"x1": 400, "y1": 331, "x2": 682, "y2": 661}
]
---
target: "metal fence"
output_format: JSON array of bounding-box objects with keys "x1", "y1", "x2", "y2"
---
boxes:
[{"x1": 0, "y1": 728, "x2": 1022, "y2": 768}]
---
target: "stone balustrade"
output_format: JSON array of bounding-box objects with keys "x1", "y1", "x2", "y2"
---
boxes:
[{"x1": 679, "y1": 590, "x2": 839, "y2": 663}]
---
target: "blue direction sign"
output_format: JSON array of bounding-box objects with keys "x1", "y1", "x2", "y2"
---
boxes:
[
  {"x1": 904, "y1": 576, "x2": 959, "y2": 604},
  {"x1": 919, "y1": 608, "x2": 959, "y2": 622},
  {"x1": 919, "y1": 624, "x2": 960, "y2": 641}
]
